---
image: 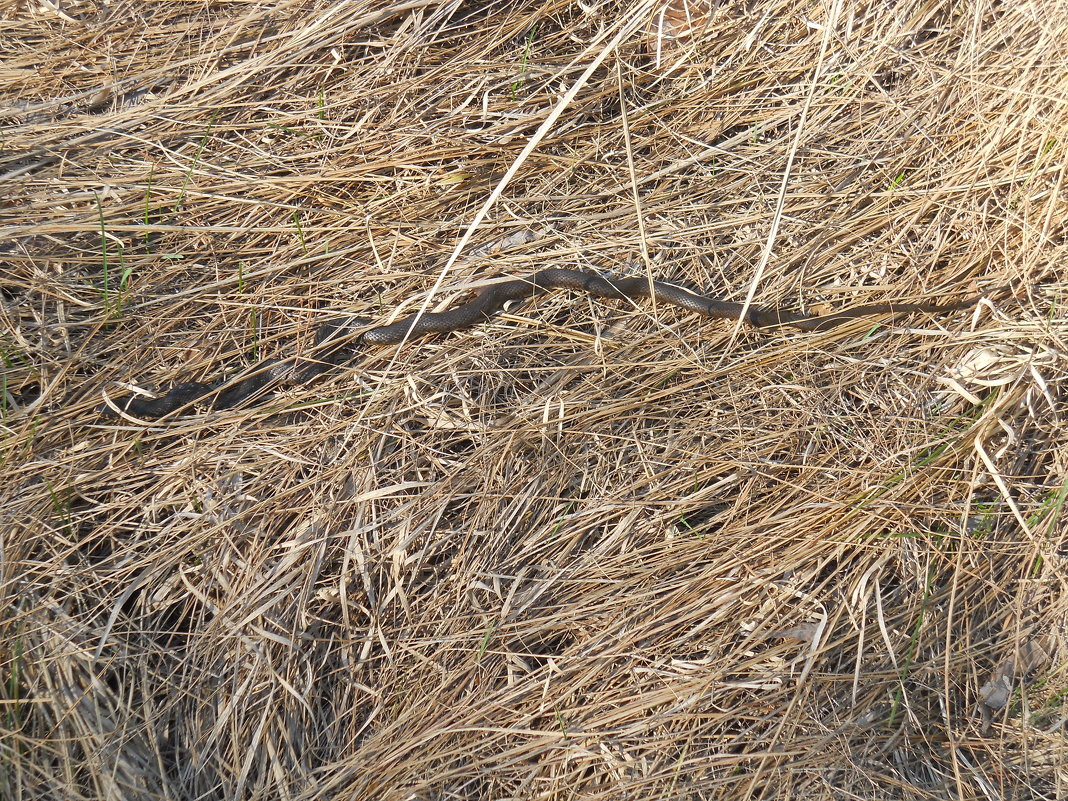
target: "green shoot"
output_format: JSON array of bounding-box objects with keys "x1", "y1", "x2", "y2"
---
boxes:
[
  {"x1": 174, "y1": 109, "x2": 220, "y2": 213},
  {"x1": 511, "y1": 26, "x2": 538, "y2": 99},
  {"x1": 888, "y1": 566, "x2": 933, "y2": 727},
  {"x1": 477, "y1": 621, "x2": 497, "y2": 660},
  {"x1": 292, "y1": 209, "x2": 307, "y2": 255}
]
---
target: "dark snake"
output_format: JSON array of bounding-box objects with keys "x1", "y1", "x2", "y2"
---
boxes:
[{"x1": 100, "y1": 268, "x2": 975, "y2": 419}]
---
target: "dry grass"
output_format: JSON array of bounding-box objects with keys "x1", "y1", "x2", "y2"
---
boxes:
[{"x1": 2, "y1": 0, "x2": 1067, "y2": 798}]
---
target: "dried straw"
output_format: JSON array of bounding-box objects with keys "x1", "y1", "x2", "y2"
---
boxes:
[{"x1": 2, "y1": 1, "x2": 1066, "y2": 799}]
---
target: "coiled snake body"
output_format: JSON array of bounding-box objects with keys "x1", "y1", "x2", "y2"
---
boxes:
[{"x1": 101, "y1": 268, "x2": 974, "y2": 419}]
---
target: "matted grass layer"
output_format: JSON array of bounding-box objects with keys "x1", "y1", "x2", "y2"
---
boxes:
[{"x1": 2, "y1": 1, "x2": 1066, "y2": 798}]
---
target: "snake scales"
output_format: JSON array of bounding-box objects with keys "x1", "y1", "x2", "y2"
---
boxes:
[{"x1": 100, "y1": 268, "x2": 974, "y2": 419}]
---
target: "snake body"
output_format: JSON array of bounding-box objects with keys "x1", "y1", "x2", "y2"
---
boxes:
[{"x1": 101, "y1": 268, "x2": 974, "y2": 419}]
